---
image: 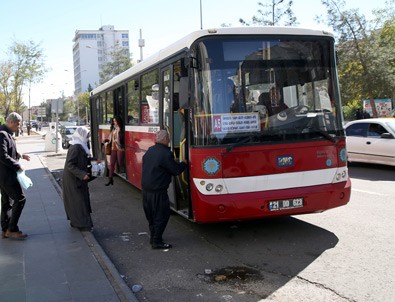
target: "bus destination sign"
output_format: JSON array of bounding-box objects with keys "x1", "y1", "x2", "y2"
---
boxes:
[{"x1": 212, "y1": 113, "x2": 260, "y2": 134}]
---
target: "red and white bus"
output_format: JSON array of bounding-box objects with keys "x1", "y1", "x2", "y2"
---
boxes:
[{"x1": 90, "y1": 27, "x2": 351, "y2": 223}]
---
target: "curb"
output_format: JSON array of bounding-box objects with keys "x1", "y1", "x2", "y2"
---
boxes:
[{"x1": 37, "y1": 155, "x2": 138, "y2": 302}]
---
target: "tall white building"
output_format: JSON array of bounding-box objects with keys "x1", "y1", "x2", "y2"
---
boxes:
[{"x1": 72, "y1": 25, "x2": 130, "y2": 95}]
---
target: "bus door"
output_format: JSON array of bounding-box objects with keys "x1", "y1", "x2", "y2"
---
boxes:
[
  {"x1": 161, "y1": 63, "x2": 190, "y2": 218},
  {"x1": 114, "y1": 86, "x2": 126, "y2": 121},
  {"x1": 113, "y1": 86, "x2": 127, "y2": 179}
]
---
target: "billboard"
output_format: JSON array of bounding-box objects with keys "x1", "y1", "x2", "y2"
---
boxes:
[{"x1": 363, "y1": 99, "x2": 392, "y2": 117}]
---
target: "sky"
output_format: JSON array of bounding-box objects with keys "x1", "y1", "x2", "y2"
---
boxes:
[{"x1": 0, "y1": 0, "x2": 389, "y2": 107}]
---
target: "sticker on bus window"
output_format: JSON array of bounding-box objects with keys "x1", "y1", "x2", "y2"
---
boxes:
[{"x1": 212, "y1": 113, "x2": 260, "y2": 134}]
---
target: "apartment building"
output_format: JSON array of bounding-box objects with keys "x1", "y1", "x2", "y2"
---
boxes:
[{"x1": 72, "y1": 25, "x2": 130, "y2": 95}]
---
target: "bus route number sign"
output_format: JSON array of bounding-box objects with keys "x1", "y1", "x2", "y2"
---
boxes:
[{"x1": 269, "y1": 198, "x2": 304, "y2": 211}]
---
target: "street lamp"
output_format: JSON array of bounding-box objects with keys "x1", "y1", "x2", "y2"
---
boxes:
[
  {"x1": 138, "y1": 29, "x2": 145, "y2": 62},
  {"x1": 200, "y1": 0, "x2": 203, "y2": 30},
  {"x1": 27, "y1": 81, "x2": 32, "y2": 135},
  {"x1": 74, "y1": 70, "x2": 86, "y2": 125}
]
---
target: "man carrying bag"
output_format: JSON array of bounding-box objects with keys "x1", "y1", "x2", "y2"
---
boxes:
[{"x1": 0, "y1": 112, "x2": 31, "y2": 240}]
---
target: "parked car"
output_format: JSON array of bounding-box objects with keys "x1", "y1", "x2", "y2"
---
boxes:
[
  {"x1": 60, "y1": 125, "x2": 78, "y2": 149},
  {"x1": 345, "y1": 118, "x2": 395, "y2": 166}
]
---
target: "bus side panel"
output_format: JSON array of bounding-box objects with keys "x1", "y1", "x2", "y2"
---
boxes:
[
  {"x1": 124, "y1": 145, "x2": 143, "y2": 189},
  {"x1": 124, "y1": 129, "x2": 157, "y2": 190},
  {"x1": 125, "y1": 130, "x2": 141, "y2": 189}
]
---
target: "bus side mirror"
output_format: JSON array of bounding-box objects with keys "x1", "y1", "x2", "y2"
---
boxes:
[{"x1": 179, "y1": 77, "x2": 189, "y2": 109}]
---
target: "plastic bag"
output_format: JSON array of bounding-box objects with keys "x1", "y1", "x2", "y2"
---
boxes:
[
  {"x1": 91, "y1": 161, "x2": 105, "y2": 177},
  {"x1": 17, "y1": 170, "x2": 33, "y2": 190}
]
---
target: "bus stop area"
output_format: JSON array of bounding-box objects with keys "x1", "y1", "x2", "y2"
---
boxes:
[{"x1": 0, "y1": 133, "x2": 137, "y2": 302}]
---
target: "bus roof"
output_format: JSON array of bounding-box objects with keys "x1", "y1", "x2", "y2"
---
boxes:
[{"x1": 91, "y1": 26, "x2": 334, "y2": 96}]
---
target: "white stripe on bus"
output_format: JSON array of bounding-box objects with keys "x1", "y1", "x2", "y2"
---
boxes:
[{"x1": 193, "y1": 166, "x2": 348, "y2": 195}]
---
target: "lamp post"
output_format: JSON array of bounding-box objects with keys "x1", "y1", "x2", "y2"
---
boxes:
[
  {"x1": 74, "y1": 70, "x2": 86, "y2": 125},
  {"x1": 27, "y1": 81, "x2": 32, "y2": 135},
  {"x1": 138, "y1": 29, "x2": 145, "y2": 62},
  {"x1": 64, "y1": 69, "x2": 79, "y2": 124},
  {"x1": 76, "y1": 93, "x2": 80, "y2": 126},
  {"x1": 200, "y1": 0, "x2": 203, "y2": 29}
]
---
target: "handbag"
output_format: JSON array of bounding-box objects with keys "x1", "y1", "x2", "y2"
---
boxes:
[{"x1": 105, "y1": 142, "x2": 112, "y2": 155}]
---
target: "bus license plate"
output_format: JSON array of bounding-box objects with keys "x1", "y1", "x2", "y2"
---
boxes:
[{"x1": 269, "y1": 198, "x2": 304, "y2": 211}]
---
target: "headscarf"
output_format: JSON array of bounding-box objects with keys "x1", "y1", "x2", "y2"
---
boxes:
[{"x1": 69, "y1": 126, "x2": 90, "y2": 155}]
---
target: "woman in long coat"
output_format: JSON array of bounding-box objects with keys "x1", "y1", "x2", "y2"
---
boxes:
[{"x1": 62, "y1": 126, "x2": 93, "y2": 230}]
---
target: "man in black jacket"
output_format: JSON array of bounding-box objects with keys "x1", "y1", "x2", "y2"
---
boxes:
[
  {"x1": 0, "y1": 112, "x2": 30, "y2": 239},
  {"x1": 142, "y1": 130, "x2": 188, "y2": 249}
]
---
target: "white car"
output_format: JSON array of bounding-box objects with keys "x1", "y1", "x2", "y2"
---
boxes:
[
  {"x1": 60, "y1": 125, "x2": 78, "y2": 149},
  {"x1": 345, "y1": 118, "x2": 395, "y2": 166}
]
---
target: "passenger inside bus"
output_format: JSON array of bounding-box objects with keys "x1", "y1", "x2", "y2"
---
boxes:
[
  {"x1": 258, "y1": 86, "x2": 288, "y2": 116},
  {"x1": 224, "y1": 79, "x2": 235, "y2": 113}
]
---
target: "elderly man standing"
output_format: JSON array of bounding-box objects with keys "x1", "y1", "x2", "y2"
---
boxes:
[
  {"x1": 0, "y1": 112, "x2": 30, "y2": 239},
  {"x1": 142, "y1": 130, "x2": 188, "y2": 249}
]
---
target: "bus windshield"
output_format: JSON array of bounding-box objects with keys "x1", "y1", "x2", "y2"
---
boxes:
[{"x1": 191, "y1": 36, "x2": 344, "y2": 147}]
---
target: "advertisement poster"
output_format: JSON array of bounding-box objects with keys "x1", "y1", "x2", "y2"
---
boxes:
[{"x1": 363, "y1": 99, "x2": 392, "y2": 117}]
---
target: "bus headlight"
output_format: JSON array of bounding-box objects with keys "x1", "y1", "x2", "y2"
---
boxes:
[
  {"x1": 215, "y1": 185, "x2": 223, "y2": 193},
  {"x1": 332, "y1": 167, "x2": 348, "y2": 183},
  {"x1": 194, "y1": 178, "x2": 228, "y2": 195}
]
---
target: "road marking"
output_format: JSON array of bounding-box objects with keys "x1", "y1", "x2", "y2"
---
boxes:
[{"x1": 352, "y1": 188, "x2": 389, "y2": 196}]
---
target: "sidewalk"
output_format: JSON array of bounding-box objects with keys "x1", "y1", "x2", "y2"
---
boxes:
[{"x1": 0, "y1": 134, "x2": 137, "y2": 302}]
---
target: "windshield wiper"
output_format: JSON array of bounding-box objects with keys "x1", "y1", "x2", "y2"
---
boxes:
[
  {"x1": 312, "y1": 130, "x2": 337, "y2": 143},
  {"x1": 225, "y1": 136, "x2": 252, "y2": 152}
]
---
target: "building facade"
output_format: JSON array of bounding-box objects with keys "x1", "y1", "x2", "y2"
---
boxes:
[{"x1": 72, "y1": 25, "x2": 130, "y2": 95}]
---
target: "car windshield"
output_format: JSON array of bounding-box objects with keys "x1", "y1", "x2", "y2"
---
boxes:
[
  {"x1": 190, "y1": 36, "x2": 345, "y2": 147},
  {"x1": 385, "y1": 121, "x2": 395, "y2": 133}
]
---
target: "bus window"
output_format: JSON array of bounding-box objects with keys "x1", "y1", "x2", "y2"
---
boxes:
[
  {"x1": 127, "y1": 79, "x2": 139, "y2": 125},
  {"x1": 106, "y1": 91, "x2": 114, "y2": 124},
  {"x1": 95, "y1": 95, "x2": 104, "y2": 124},
  {"x1": 162, "y1": 69, "x2": 171, "y2": 127},
  {"x1": 141, "y1": 70, "x2": 159, "y2": 124}
]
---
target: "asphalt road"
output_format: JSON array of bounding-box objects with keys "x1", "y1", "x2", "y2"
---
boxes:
[{"x1": 39, "y1": 134, "x2": 395, "y2": 302}]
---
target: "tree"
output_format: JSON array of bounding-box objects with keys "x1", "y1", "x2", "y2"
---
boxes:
[
  {"x1": 317, "y1": 0, "x2": 395, "y2": 117},
  {"x1": 0, "y1": 60, "x2": 15, "y2": 117},
  {"x1": 99, "y1": 45, "x2": 132, "y2": 84},
  {"x1": 77, "y1": 92, "x2": 90, "y2": 124},
  {"x1": 60, "y1": 96, "x2": 76, "y2": 121},
  {"x1": 240, "y1": 0, "x2": 298, "y2": 26},
  {"x1": 8, "y1": 41, "x2": 46, "y2": 118}
]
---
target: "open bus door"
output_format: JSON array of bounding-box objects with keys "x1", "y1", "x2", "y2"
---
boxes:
[{"x1": 161, "y1": 63, "x2": 191, "y2": 219}]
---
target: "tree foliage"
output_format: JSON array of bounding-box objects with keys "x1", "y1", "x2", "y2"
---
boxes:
[
  {"x1": 76, "y1": 92, "x2": 90, "y2": 123},
  {"x1": 240, "y1": 0, "x2": 298, "y2": 26},
  {"x1": 99, "y1": 45, "x2": 132, "y2": 84},
  {"x1": 0, "y1": 60, "x2": 14, "y2": 116},
  {"x1": 318, "y1": 0, "x2": 395, "y2": 117},
  {"x1": 0, "y1": 40, "x2": 46, "y2": 117}
]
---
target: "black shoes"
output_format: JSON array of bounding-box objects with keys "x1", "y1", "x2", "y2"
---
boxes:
[
  {"x1": 105, "y1": 178, "x2": 113, "y2": 186},
  {"x1": 152, "y1": 242, "x2": 172, "y2": 249}
]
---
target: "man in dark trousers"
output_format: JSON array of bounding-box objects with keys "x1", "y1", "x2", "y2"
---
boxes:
[
  {"x1": 142, "y1": 129, "x2": 188, "y2": 249},
  {"x1": 0, "y1": 112, "x2": 31, "y2": 239}
]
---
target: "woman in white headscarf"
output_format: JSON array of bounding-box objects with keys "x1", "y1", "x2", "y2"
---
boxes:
[{"x1": 62, "y1": 126, "x2": 94, "y2": 231}]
